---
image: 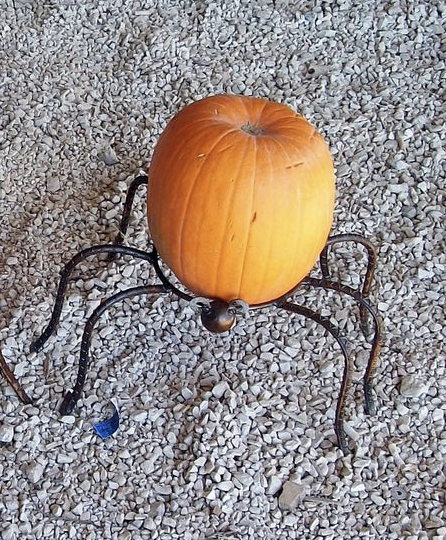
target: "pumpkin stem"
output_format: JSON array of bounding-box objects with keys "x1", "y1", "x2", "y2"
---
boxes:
[{"x1": 240, "y1": 123, "x2": 265, "y2": 136}]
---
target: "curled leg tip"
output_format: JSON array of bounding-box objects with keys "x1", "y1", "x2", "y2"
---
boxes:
[
  {"x1": 365, "y1": 399, "x2": 377, "y2": 416},
  {"x1": 338, "y1": 437, "x2": 350, "y2": 456},
  {"x1": 31, "y1": 335, "x2": 48, "y2": 354},
  {"x1": 336, "y1": 425, "x2": 351, "y2": 455},
  {"x1": 364, "y1": 385, "x2": 377, "y2": 416},
  {"x1": 30, "y1": 341, "x2": 40, "y2": 354},
  {"x1": 59, "y1": 391, "x2": 76, "y2": 415}
]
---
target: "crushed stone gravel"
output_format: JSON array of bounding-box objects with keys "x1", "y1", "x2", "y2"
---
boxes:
[{"x1": 1, "y1": 1, "x2": 445, "y2": 539}]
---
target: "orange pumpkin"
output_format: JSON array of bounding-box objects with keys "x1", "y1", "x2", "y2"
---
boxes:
[{"x1": 147, "y1": 95, "x2": 335, "y2": 305}]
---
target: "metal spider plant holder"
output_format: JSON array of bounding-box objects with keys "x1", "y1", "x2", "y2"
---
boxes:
[
  {"x1": 32, "y1": 174, "x2": 382, "y2": 454},
  {"x1": 32, "y1": 96, "x2": 383, "y2": 454}
]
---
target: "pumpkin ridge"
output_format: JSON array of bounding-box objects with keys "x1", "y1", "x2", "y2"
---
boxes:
[
  {"x1": 275, "y1": 136, "x2": 306, "y2": 283},
  {"x1": 296, "y1": 137, "x2": 333, "y2": 280},
  {"x1": 190, "y1": 128, "x2": 243, "y2": 282},
  {"x1": 237, "y1": 134, "x2": 258, "y2": 301},
  {"x1": 177, "y1": 128, "x2": 239, "y2": 278},
  {"x1": 256, "y1": 100, "x2": 271, "y2": 127},
  {"x1": 273, "y1": 129, "x2": 307, "y2": 170},
  {"x1": 314, "y1": 158, "x2": 335, "y2": 251},
  {"x1": 159, "y1": 124, "x2": 206, "y2": 182},
  {"x1": 165, "y1": 115, "x2": 216, "y2": 138},
  {"x1": 238, "y1": 94, "x2": 252, "y2": 121},
  {"x1": 251, "y1": 138, "x2": 277, "y2": 302},
  {"x1": 167, "y1": 112, "x2": 241, "y2": 144},
  {"x1": 255, "y1": 101, "x2": 291, "y2": 130},
  {"x1": 211, "y1": 134, "x2": 251, "y2": 297}
]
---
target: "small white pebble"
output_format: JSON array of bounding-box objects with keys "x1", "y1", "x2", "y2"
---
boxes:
[
  {"x1": 400, "y1": 375, "x2": 428, "y2": 398},
  {"x1": 370, "y1": 493, "x2": 387, "y2": 506},
  {"x1": 278, "y1": 481, "x2": 306, "y2": 510},
  {"x1": 60, "y1": 415, "x2": 76, "y2": 424},
  {"x1": 212, "y1": 381, "x2": 228, "y2": 399},
  {"x1": 98, "y1": 144, "x2": 119, "y2": 166},
  {"x1": 50, "y1": 504, "x2": 63, "y2": 517},
  {"x1": 153, "y1": 484, "x2": 172, "y2": 496},
  {"x1": 133, "y1": 411, "x2": 148, "y2": 422},
  {"x1": 46, "y1": 177, "x2": 60, "y2": 193},
  {"x1": 23, "y1": 462, "x2": 45, "y2": 483},
  {"x1": 181, "y1": 387, "x2": 194, "y2": 400},
  {"x1": 217, "y1": 480, "x2": 234, "y2": 492},
  {"x1": 0, "y1": 423, "x2": 14, "y2": 444},
  {"x1": 194, "y1": 456, "x2": 207, "y2": 467},
  {"x1": 351, "y1": 482, "x2": 366, "y2": 493},
  {"x1": 267, "y1": 475, "x2": 283, "y2": 495}
]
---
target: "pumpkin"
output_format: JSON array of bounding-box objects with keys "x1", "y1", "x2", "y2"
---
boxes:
[{"x1": 147, "y1": 94, "x2": 335, "y2": 306}]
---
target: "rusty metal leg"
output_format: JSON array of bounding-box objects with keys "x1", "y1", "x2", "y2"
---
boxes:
[
  {"x1": 59, "y1": 284, "x2": 166, "y2": 415},
  {"x1": 303, "y1": 277, "x2": 383, "y2": 416},
  {"x1": 109, "y1": 175, "x2": 148, "y2": 253},
  {"x1": 275, "y1": 301, "x2": 352, "y2": 454},
  {"x1": 319, "y1": 234, "x2": 378, "y2": 339},
  {"x1": 31, "y1": 245, "x2": 154, "y2": 354},
  {"x1": 0, "y1": 350, "x2": 33, "y2": 404}
]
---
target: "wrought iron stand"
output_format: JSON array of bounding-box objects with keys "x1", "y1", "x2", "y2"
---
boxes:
[{"x1": 31, "y1": 175, "x2": 382, "y2": 454}]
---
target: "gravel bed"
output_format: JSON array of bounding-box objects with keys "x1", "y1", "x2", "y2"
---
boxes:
[{"x1": 1, "y1": 1, "x2": 445, "y2": 539}]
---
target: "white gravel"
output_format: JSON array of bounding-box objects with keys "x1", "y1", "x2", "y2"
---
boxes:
[{"x1": 1, "y1": 1, "x2": 445, "y2": 539}]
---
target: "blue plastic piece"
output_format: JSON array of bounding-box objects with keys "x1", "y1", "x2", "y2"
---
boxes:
[{"x1": 93, "y1": 402, "x2": 120, "y2": 439}]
